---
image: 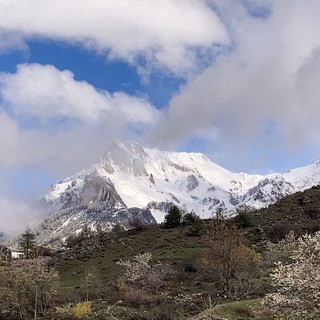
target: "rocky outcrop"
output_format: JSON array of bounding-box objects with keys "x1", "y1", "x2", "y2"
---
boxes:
[{"x1": 37, "y1": 173, "x2": 156, "y2": 246}]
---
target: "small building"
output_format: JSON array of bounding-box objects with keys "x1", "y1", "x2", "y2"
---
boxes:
[{"x1": 10, "y1": 250, "x2": 24, "y2": 259}]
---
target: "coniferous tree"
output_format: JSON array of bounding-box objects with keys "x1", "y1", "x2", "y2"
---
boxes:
[
  {"x1": 164, "y1": 205, "x2": 182, "y2": 228},
  {"x1": 18, "y1": 228, "x2": 36, "y2": 259}
]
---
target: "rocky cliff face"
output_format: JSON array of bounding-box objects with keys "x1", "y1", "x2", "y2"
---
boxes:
[
  {"x1": 38, "y1": 171, "x2": 156, "y2": 245},
  {"x1": 38, "y1": 141, "x2": 320, "y2": 245}
]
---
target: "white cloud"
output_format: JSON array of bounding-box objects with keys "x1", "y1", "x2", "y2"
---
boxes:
[
  {"x1": 0, "y1": 64, "x2": 161, "y2": 176},
  {"x1": 0, "y1": 63, "x2": 159, "y2": 126},
  {"x1": 150, "y1": 0, "x2": 320, "y2": 170},
  {"x1": 1, "y1": 65, "x2": 106, "y2": 122},
  {"x1": 0, "y1": 112, "x2": 21, "y2": 167},
  {"x1": 1, "y1": 1, "x2": 320, "y2": 175},
  {"x1": 0, "y1": 0, "x2": 228, "y2": 76},
  {"x1": 0, "y1": 110, "x2": 99, "y2": 173},
  {"x1": 2, "y1": 0, "x2": 320, "y2": 234},
  {"x1": 0, "y1": 196, "x2": 43, "y2": 235},
  {"x1": 0, "y1": 28, "x2": 27, "y2": 53},
  {"x1": 1, "y1": 0, "x2": 320, "y2": 191},
  {"x1": 0, "y1": 64, "x2": 164, "y2": 234}
]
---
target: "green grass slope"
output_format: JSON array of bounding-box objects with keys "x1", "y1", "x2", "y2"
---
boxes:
[{"x1": 56, "y1": 224, "x2": 208, "y2": 301}]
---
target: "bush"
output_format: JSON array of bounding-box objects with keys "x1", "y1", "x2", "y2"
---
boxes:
[
  {"x1": 70, "y1": 301, "x2": 92, "y2": 319},
  {"x1": 268, "y1": 222, "x2": 293, "y2": 242},
  {"x1": 111, "y1": 223, "x2": 126, "y2": 236},
  {"x1": 116, "y1": 252, "x2": 175, "y2": 295},
  {"x1": 122, "y1": 287, "x2": 152, "y2": 307},
  {"x1": 306, "y1": 208, "x2": 320, "y2": 219},
  {"x1": 164, "y1": 205, "x2": 182, "y2": 228},
  {"x1": 265, "y1": 231, "x2": 296, "y2": 265},
  {"x1": 235, "y1": 211, "x2": 253, "y2": 228},
  {"x1": 186, "y1": 219, "x2": 204, "y2": 236},
  {"x1": 265, "y1": 231, "x2": 320, "y2": 319},
  {"x1": 196, "y1": 220, "x2": 261, "y2": 299},
  {"x1": 182, "y1": 211, "x2": 198, "y2": 225},
  {"x1": 129, "y1": 216, "x2": 146, "y2": 231},
  {"x1": 150, "y1": 302, "x2": 179, "y2": 320},
  {"x1": 232, "y1": 305, "x2": 255, "y2": 318},
  {"x1": 65, "y1": 234, "x2": 81, "y2": 248},
  {"x1": 182, "y1": 211, "x2": 204, "y2": 236},
  {"x1": 64, "y1": 225, "x2": 94, "y2": 248}
]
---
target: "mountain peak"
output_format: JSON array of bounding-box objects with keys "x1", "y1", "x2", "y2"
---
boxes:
[
  {"x1": 39, "y1": 142, "x2": 320, "y2": 245},
  {"x1": 104, "y1": 140, "x2": 148, "y2": 162}
]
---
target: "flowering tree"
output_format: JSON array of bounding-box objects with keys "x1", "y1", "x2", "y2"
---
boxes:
[
  {"x1": 6, "y1": 258, "x2": 59, "y2": 320},
  {"x1": 265, "y1": 231, "x2": 320, "y2": 319},
  {"x1": 117, "y1": 252, "x2": 152, "y2": 286},
  {"x1": 117, "y1": 252, "x2": 174, "y2": 294}
]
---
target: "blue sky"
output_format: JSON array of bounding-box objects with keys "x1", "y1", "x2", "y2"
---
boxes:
[{"x1": 1, "y1": 0, "x2": 320, "y2": 232}]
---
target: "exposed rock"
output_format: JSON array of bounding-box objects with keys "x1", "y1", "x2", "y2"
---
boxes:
[
  {"x1": 186, "y1": 174, "x2": 199, "y2": 192},
  {"x1": 36, "y1": 174, "x2": 155, "y2": 246},
  {"x1": 149, "y1": 173, "x2": 155, "y2": 184}
]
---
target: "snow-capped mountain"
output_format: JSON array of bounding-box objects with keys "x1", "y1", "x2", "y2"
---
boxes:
[{"x1": 38, "y1": 141, "x2": 320, "y2": 244}]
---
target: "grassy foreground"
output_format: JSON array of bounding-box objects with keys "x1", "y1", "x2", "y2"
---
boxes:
[{"x1": 190, "y1": 298, "x2": 274, "y2": 320}]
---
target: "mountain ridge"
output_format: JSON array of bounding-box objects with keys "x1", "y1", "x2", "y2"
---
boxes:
[{"x1": 38, "y1": 141, "x2": 320, "y2": 245}]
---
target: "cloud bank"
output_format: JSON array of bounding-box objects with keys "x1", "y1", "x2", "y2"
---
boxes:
[
  {"x1": 1, "y1": 0, "x2": 320, "y2": 234},
  {"x1": 0, "y1": 0, "x2": 228, "y2": 77},
  {"x1": 0, "y1": 63, "x2": 160, "y2": 173},
  {"x1": 0, "y1": 197, "x2": 43, "y2": 235},
  {"x1": 150, "y1": 0, "x2": 320, "y2": 169}
]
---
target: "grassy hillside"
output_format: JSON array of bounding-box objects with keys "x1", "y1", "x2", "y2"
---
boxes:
[
  {"x1": 249, "y1": 184, "x2": 320, "y2": 241},
  {"x1": 56, "y1": 223, "x2": 212, "y2": 301},
  {"x1": 51, "y1": 218, "x2": 271, "y2": 319},
  {"x1": 1, "y1": 186, "x2": 320, "y2": 319}
]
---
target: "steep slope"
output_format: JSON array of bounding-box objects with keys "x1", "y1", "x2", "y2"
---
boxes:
[
  {"x1": 39, "y1": 170, "x2": 156, "y2": 244},
  {"x1": 39, "y1": 141, "x2": 320, "y2": 244},
  {"x1": 250, "y1": 184, "x2": 320, "y2": 241},
  {"x1": 44, "y1": 141, "x2": 265, "y2": 221}
]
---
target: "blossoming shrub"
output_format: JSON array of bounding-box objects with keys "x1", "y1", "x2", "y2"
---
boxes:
[
  {"x1": 265, "y1": 231, "x2": 320, "y2": 319},
  {"x1": 116, "y1": 252, "x2": 174, "y2": 295}
]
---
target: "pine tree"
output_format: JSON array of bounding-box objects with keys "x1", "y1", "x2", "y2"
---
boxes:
[
  {"x1": 164, "y1": 205, "x2": 182, "y2": 228},
  {"x1": 18, "y1": 228, "x2": 36, "y2": 259}
]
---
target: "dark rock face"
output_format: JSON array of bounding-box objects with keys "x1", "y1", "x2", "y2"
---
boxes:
[
  {"x1": 186, "y1": 174, "x2": 199, "y2": 192},
  {"x1": 56, "y1": 175, "x2": 127, "y2": 209},
  {"x1": 128, "y1": 207, "x2": 155, "y2": 225},
  {"x1": 81, "y1": 175, "x2": 127, "y2": 207},
  {"x1": 147, "y1": 201, "x2": 176, "y2": 213},
  {"x1": 149, "y1": 173, "x2": 155, "y2": 184},
  {"x1": 37, "y1": 173, "x2": 156, "y2": 246}
]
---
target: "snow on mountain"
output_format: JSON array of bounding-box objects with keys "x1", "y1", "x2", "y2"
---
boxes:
[
  {"x1": 39, "y1": 141, "x2": 320, "y2": 245},
  {"x1": 284, "y1": 160, "x2": 320, "y2": 189}
]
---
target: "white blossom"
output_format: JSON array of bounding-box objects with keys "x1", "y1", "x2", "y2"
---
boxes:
[{"x1": 265, "y1": 231, "x2": 320, "y2": 319}]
